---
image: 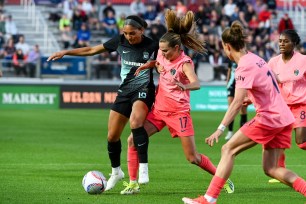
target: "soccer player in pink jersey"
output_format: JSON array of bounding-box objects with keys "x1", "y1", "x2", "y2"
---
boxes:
[
  {"x1": 182, "y1": 21, "x2": 306, "y2": 204},
  {"x1": 120, "y1": 10, "x2": 234, "y2": 195},
  {"x1": 268, "y1": 30, "x2": 306, "y2": 183}
]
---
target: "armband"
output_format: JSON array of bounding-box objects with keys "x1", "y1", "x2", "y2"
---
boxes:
[{"x1": 217, "y1": 124, "x2": 226, "y2": 132}]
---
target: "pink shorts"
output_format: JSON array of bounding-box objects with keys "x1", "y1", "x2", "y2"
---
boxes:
[
  {"x1": 289, "y1": 104, "x2": 306, "y2": 128},
  {"x1": 146, "y1": 108, "x2": 194, "y2": 137},
  {"x1": 240, "y1": 118, "x2": 293, "y2": 149}
]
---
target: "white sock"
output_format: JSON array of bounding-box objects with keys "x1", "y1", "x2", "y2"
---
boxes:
[
  {"x1": 112, "y1": 166, "x2": 120, "y2": 174},
  {"x1": 130, "y1": 180, "x2": 137, "y2": 184},
  {"x1": 139, "y1": 163, "x2": 148, "y2": 171},
  {"x1": 204, "y1": 194, "x2": 217, "y2": 203}
]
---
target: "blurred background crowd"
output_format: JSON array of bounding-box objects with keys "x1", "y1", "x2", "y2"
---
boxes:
[{"x1": 1, "y1": 0, "x2": 306, "y2": 80}]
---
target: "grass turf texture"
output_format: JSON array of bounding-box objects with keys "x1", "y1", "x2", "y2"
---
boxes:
[{"x1": 0, "y1": 109, "x2": 305, "y2": 204}]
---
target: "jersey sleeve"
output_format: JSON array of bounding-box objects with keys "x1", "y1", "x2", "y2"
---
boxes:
[
  {"x1": 235, "y1": 66, "x2": 254, "y2": 89},
  {"x1": 103, "y1": 35, "x2": 121, "y2": 52}
]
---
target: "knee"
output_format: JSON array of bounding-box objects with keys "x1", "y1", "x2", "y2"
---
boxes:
[
  {"x1": 263, "y1": 166, "x2": 276, "y2": 177},
  {"x1": 221, "y1": 144, "x2": 235, "y2": 157},
  {"x1": 129, "y1": 118, "x2": 143, "y2": 129}
]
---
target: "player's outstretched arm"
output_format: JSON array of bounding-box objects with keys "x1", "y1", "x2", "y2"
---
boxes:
[{"x1": 47, "y1": 44, "x2": 105, "y2": 61}]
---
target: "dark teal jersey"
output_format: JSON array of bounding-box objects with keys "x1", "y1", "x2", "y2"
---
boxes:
[{"x1": 103, "y1": 35, "x2": 158, "y2": 96}]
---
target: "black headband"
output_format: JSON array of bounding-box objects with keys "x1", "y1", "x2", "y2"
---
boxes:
[{"x1": 124, "y1": 19, "x2": 143, "y2": 28}]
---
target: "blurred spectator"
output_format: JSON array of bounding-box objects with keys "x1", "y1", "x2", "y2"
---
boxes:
[
  {"x1": 224, "y1": 0, "x2": 236, "y2": 18},
  {"x1": 2, "y1": 38, "x2": 15, "y2": 69},
  {"x1": 59, "y1": 14, "x2": 71, "y2": 32},
  {"x1": 73, "y1": 23, "x2": 91, "y2": 48},
  {"x1": 187, "y1": 0, "x2": 199, "y2": 13},
  {"x1": 266, "y1": 0, "x2": 277, "y2": 12},
  {"x1": 13, "y1": 49, "x2": 27, "y2": 76},
  {"x1": 0, "y1": 14, "x2": 5, "y2": 36},
  {"x1": 195, "y1": 5, "x2": 210, "y2": 29},
  {"x1": 278, "y1": 13, "x2": 294, "y2": 34},
  {"x1": 209, "y1": 50, "x2": 226, "y2": 81},
  {"x1": 117, "y1": 13, "x2": 126, "y2": 34},
  {"x1": 238, "y1": 10, "x2": 248, "y2": 28},
  {"x1": 5, "y1": 15, "x2": 18, "y2": 42},
  {"x1": 81, "y1": 0, "x2": 98, "y2": 30},
  {"x1": 26, "y1": 45, "x2": 41, "y2": 78},
  {"x1": 15, "y1": 35, "x2": 30, "y2": 56},
  {"x1": 148, "y1": 18, "x2": 166, "y2": 42},
  {"x1": 72, "y1": 8, "x2": 88, "y2": 30},
  {"x1": 155, "y1": 0, "x2": 168, "y2": 14},
  {"x1": 100, "y1": 0, "x2": 116, "y2": 19},
  {"x1": 101, "y1": 10, "x2": 118, "y2": 37},
  {"x1": 244, "y1": 3, "x2": 256, "y2": 22},
  {"x1": 63, "y1": 0, "x2": 78, "y2": 19},
  {"x1": 61, "y1": 28, "x2": 74, "y2": 48},
  {"x1": 253, "y1": 0, "x2": 266, "y2": 14},
  {"x1": 143, "y1": 5, "x2": 157, "y2": 25},
  {"x1": 130, "y1": 0, "x2": 146, "y2": 17},
  {"x1": 248, "y1": 15, "x2": 259, "y2": 31},
  {"x1": 92, "y1": 52, "x2": 120, "y2": 80},
  {"x1": 176, "y1": 0, "x2": 187, "y2": 17}
]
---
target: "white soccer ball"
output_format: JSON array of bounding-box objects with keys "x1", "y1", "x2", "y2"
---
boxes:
[{"x1": 82, "y1": 170, "x2": 107, "y2": 194}]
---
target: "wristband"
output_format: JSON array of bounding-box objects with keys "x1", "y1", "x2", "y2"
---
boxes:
[{"x1": 217, "y1": 124, "x2": 226, "y2": 132}]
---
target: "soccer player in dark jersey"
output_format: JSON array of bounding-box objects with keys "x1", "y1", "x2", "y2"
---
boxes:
[{"x1": 47, "y1": 15, "x2": 159, "y2": 191}]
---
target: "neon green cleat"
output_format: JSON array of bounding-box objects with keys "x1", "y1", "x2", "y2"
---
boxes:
[
  {"x1": 223, "y1": 179, "x2": 234, "y2": 194},
  {"x1": 268, "y1": 178, "x2": 281, "y2": 183},
  {"x1": 120, "y1": 181, "x2": 140, "y2": 195}
]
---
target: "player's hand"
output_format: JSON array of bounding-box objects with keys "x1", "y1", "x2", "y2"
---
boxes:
[
  {"x1": 47, "y1": 51, "x2": 66, "y2": 61},
  {"x1": 205, "y1": 130, "x2": 223, "y2": 147},
  {"x1": 155, "y1": 61, "x2": 165, "y2": 74},
  {"x1": 134, "y1": 64, "x2": 149, "y2": 76},
  {"x1": 242, "y1": 97, "x2": 252, "y2": 106}
]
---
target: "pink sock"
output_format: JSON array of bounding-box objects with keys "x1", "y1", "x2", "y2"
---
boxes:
[
  {"x1": 206, "y1": 175, "x2": 227, "y2": 198},
  {"x1": 127, "y1": 147, "x2": 139, "y2": 181},
  {"x1": 198, "y1": 154, "x2": 217, "y2": 175},
  {"x1": 292, "y1": 177, "x2": 306, "y2": 196},
  {"x1": 298, "y1": 142, "x2": 306, "y2": 150},
  {"x1": 278, "y1": 152, "x2": 286, "y2": 168}
]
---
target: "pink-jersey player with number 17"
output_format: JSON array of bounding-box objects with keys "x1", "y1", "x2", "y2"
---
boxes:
[{"x1": 182, "y1": 21, "x2": 306, "y2": 204}]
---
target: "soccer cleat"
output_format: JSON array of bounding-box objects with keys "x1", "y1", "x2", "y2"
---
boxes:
[
  {"x1": 223, "y1": 179, "x2": 234, "y2": 194},
  {"x1": 138, "y1": 165, "x2": 149, "y2": 184},
  {"x1": 225, "y1": 131, "x2": 234, "y2": 140},
  {"x1": 105, "y1": 169, "x2": 125, "y2": 191},
  {"x1": 268, "y1": 178, "x2": 281, "y2": 183},
  {"x1": 120, "y1": 181, "x2": 140, "y2": 195},
  {"x1": 182, "y1": 196, "x2": 215, "y2": 204}
]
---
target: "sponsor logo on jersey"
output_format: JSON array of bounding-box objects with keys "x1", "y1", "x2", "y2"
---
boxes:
[
  {"x1": 123, "y1": 50, "x2": 130, "y2": 53},
  {"x1": 235, "y1": 75, "x2": 245, "y2": 81},
  {"x1": 294, "y1": 69, "x2": 299, "y2": 76}
]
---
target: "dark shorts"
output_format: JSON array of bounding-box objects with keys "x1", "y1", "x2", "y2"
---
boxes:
[
  {"x1": 227, "y1": 79, "x2": 236, "y2": 97},
  {"x1": 111, "y1": 87, "x2": 155, "y2": 118}
]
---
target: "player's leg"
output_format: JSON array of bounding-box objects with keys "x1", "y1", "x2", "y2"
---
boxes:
[
  {"x1": 121, "y1": 121, "x2": 158, "y2": 195},
  {"x1": 182, "y1": 130, "x2": 256, "y2": 204},
  {"x1": 240, "y1": 105, "x2": 248, "y2": 127},
  {"x1": 130, "y1": 88, "x2": 155, "y2": 179},
  {"x1": 225, "y1": 96, "x2": 234, "y2": 140},
  {"x1": 295, "y1": 127, "x2": 306, "y2": 149},
  {"x1": 262, "y1": 148, "x2": 306, "y2": 196},
  {"x1": 105, "y1": 110, "x2": 129, "y2": 191}
]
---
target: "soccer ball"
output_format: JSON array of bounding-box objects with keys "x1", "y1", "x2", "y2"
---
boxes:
[{"x1": 82, "y1": 170, "x2": 107, "y2": 194}]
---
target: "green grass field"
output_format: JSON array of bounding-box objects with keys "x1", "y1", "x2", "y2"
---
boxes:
[{"x1": 0, "y1": 109, "x2": 305, "y2": 204}]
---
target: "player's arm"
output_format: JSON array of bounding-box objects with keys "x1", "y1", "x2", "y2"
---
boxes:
[
  {"x1": 47, "y1": 44, "x2": 106, "y2": 61},
  {"x1": 134, "y1": 60, "x2": 157, "y2": 76},
  {"x1": 179, "y1": 62, "x2": 200, "y2": 91},
  {"x1": 205, "y1": 88, "x2": 246, "y2": 146}
]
